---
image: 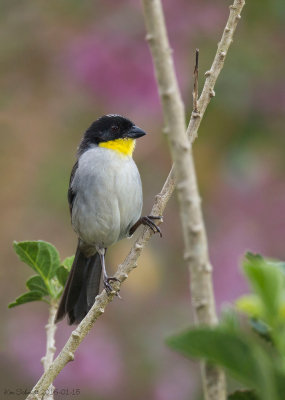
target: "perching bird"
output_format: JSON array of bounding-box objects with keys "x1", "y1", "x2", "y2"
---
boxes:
[{"x1": 55, "y1": 114, "x2": 161, "y2": 325}]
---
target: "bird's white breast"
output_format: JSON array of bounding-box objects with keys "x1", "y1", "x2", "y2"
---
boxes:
[{"x1": 71, "y1": 146, "x2": 143, "y2": 248}]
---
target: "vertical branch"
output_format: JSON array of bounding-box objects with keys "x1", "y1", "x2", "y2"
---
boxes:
[
  {"x1": 41, "y1": 302, "x2": 58, "y2": 400},
  {"x1": 142, "y1": 0, "x2": 245, "y2": 397},
  {"x1": 141, "y1": 0, "x2": 246, "y2": 398}
]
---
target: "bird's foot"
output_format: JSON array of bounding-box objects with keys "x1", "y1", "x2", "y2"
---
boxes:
[
  {"x1": 129, "y1": 215, "x2": 163, "y2": 237},
  {"x1": 103, "y1": 276, "x2": 121, "y2": 298},
  {"x1": 141, "y1": 215, "x2": 163, "y2": 237}
]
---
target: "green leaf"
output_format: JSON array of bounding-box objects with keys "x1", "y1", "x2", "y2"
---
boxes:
[
  {"x1": 243, "y1": 253, "x2": 283, "y2": 321},
  {"x1": 26, "y1": 275, "x2": 49, "y2": 296},
  {"x1": 61, "y1": 255, "x2": 74, "y2": 271},
  {"x1": 268, "y1": 261, "x2": 285, "y2": 275},
  {"x1": 8, "y1": 291, "x2": 43, "y2": 308},
  {"x1": 167, "y1": 328, "x2": 276, "y2": 400},
  {"x1": 274, "y1": 370, "x2": 285, "y2": 396},
  {"x1": 228, "y1": 390, "x2": 259, "y2": 400},
  {"x1": 55, "y1": 255, "x2": 74, "y2": 287},
  {"x1": 167, "y1": 329, "x2": 258, "y2": 385},
  {"x1": 13, "y1": 241, "x2": 60, "y2": 281},
  {"x1": 236, "y1": 294, "x2": 263, "y2": 318},
  {"x1": 56, "y1": 266, "x2": 70, "y2": 287}
]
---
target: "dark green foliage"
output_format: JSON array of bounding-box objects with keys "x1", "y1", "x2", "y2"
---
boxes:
[
  {"x1": 228, "y1": 390, "x2": 258, "y2": 400},
  {"x1": 9, "y1": 241, "x2": 73, "y2": 307},
  {"x1": 9, "y1": 291, "x2": 44, "y2": 308},
  {"x1": 56, "y1": 256, "x2": 74, "y2": 288},
  {"x1": 26, "y1": 276, "x2": 49, "y2": 296},
  {"x1": 13, "y1": 240, "x2": 60, "y2": 280},
  {"x1": 55, "y1": 266, "x2": 70, "y2": 288}
]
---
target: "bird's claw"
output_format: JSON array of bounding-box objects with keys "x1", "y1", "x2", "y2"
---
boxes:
[
  {"x1": 142, "y1": 215, "x2": 163, "y2": 237},
  {"x1": 103, "y1": 276, "x2": 121, "y2": 298}
]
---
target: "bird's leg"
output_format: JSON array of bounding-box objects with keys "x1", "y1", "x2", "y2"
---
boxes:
[
  {"x1": 97, "y1": 248, "x2": 120, "y2": 296},
  {"x1": 129, "y1": 215, "x2": 163, "y2": 237}
]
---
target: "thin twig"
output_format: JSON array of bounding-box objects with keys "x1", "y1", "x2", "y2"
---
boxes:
[
  {"x1": 25, "y1": 1, "x2": 245, "y2": 398},
  {"x1": 41, "y1": 302, "x2": 58, "y2": 400},
  {"x1": 187, "y1": 0, "x2": 246, "y2": 143},
  {"x1": 193, "y1": 49, "x2": 199, "y2": 113}
]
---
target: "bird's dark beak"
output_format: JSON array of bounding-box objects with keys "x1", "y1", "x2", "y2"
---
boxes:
[{"x1": 126, "y1": 125, "x2": 146, "y2": 139}]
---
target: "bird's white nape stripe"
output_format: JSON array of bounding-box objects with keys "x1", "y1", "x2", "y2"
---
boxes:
[{"x1": 105, "y1": 114, "x2": 121, "y2": 118}]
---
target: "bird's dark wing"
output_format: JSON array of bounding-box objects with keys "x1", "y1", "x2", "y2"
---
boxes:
[{"x1": 68, "y1": 161, "x2": 78, "y2": 215}]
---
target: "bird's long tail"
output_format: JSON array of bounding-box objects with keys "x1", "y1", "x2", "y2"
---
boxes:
[{"x1": 55, "y1": 243, "x2": 102, "y2": 325}]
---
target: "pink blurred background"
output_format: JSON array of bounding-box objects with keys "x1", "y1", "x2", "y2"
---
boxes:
[{"x1": 1, "y1": 0, "x2": 285, "y2": 399}]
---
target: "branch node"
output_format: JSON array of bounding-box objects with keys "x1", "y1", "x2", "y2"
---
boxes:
[
  {"x1": 41, "y1": 357, "x2": 46, "y2": 365},
  {"x1": 145, "y1": 33, "x2": 154, "y2": 42},
  {"x1": 135, "y1": 243, "x2": 143, "y2": 250},
  {"x1": 176, "y1": 181, "x2": 188, "y2": 191},
  {"x1": 194, "y1": 298, "x2": 208, "y2": 310},
  {"x1": 190, "y1": 224, "x2": 203, "y2": 234},
  {"x1": 229, "y1": 5, "x2": 237, "y2": 10},
  {"x1": 236, "y1": 14, "x2": 242, "y2": 20},
  {"x1": 184, "y1": 251, "x2": 194, "y2": 262},
  {"x1": 209, "y1": 89, "x2": 215, "y2": 98},
  {"x1": 72, "y1": 331, "x2": 80, "y2": 338},
  {"x1": 188, "y1": 195, "x2": 201, "y2": 206},
  {"x1": 204, "y1": 70, "x2": 212, "y2": 77},
  {"x1": 98, "y1": 307, "x2": 105, "y2": 314},
  {"x1": 220, "y1": 51, "x2": 226, "y2": 59},
  {"x1": 191, "y1": 111, "x2": 201, "y2": 119},
  {"x1": 205, "y1": 262, "x2": 213, "y2": 272},
  {"x1": 49, "y1": 346, "x2": 56, "y2": 353},
  {"x1": 225, "y1": 26, "x2": 231, "y2": 32},
  {"x1": 68, "y1": 352, "x2": 75, "y2": 361},
  {"x1": 160, "y1": 86, "x2": 175, "y2": 97},
  {"x1": 173, "y1": 141, "x2": 190, "y2": 152}
]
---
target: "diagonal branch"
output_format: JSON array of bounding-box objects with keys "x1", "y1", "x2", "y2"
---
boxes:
[{"x1": 26, "y1": 1, "x2": 245, "y2": 398}]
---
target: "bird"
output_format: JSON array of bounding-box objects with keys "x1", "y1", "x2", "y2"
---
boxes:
[{"x1": 55, "y1": 114, "x2": 162, "y2": 325}]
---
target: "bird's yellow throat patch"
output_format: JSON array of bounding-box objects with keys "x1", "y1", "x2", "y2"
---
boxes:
[{"x1": 99, "y1": 138, "x2": 136, "y2": 157}]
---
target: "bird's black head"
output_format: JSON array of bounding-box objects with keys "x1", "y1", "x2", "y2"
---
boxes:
[{"x1": 78, "y1": 114, "x2": 146, "y2": 156}]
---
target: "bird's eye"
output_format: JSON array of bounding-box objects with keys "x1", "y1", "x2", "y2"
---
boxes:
[{"x1": 111, "y1": 125, "x2": 119, "y2": 132}]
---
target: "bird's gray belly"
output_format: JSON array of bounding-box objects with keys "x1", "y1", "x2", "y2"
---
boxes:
[{"x1": 71, "y1": 148, "x2": 142, "y2": 249}]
